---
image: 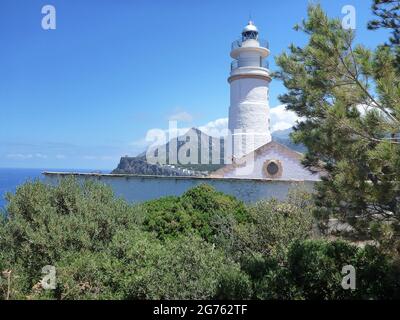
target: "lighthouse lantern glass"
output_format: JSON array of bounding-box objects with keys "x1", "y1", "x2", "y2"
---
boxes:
[{"x1": 242, "y1": 30, "x2": 258, "y2": 41}]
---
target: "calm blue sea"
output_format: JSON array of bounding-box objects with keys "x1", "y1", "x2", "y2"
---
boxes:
[{"x1": 0, "y1": 168, "x2": 109, "y2": 210}]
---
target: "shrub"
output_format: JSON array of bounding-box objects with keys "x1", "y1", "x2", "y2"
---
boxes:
[
  {"x1": 287, "y1": 240, "x2": 400, "y2": 299},
  {"x1": 145, "y1": 235, "x2": 248, "y2": 299},
  {"x1": 108, "y1": 232, "x2": 248, "y2": 299},
  {"x1": 354, "y1": 245, "x2": 400, "y2": 299},
  {"x1": 141, "y1": 184, "x2": 249, "y2": 242},
  {"x1": 238, "y1": 253, "x2": 301, "y2": 300},
  {"x1": 95, "y1": 231, "x2": 249, "y2": 300},
  {"x1": 288, "y1": 240, "x2": 358, "y2": 299},
  {"x1": 140, "y1": 196, "x2": 192, "y2": 240},
  {"x1": 233, "y1": 188, "x2": 314, "y2": 261},
  {"x1": 30, "y1": 228, "x2": 160, "y2": 300},
  {"x1": 215, "y1": 268, "x2": 253, "y2": 300},
  {"x1": 42, "y1": 251, "x2": 117, "y2": 300},
  {"x1": 181, "y1": 184, "x2": 248, "y2": 223},
  {"x1": 1, "y1": 180, "x2": 251, "y2": 299},
  {"x1": 0, "y1": 178, "x2": 142, "y2": 298}
]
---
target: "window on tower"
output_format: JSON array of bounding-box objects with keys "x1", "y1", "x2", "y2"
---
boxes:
[{"x1": 242, "y1": 31, "x2": 258, "y2": 41}]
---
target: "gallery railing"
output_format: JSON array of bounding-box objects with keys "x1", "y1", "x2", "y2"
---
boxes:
[
  {"x1": 231, "y1": 38, "x2": 269, "y2": 51},
  {"x1": 230, "y1": 59, "x2": 269, "y2": 71}
]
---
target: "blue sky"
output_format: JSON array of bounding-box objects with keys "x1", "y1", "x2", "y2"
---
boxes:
[{"x1": 0, "y1": 0, "x2": 389, "y2": 169}]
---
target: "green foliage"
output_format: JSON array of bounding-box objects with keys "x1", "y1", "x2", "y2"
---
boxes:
[
  {"x1": 354, "y1": 244, "x2": 400, "y2": 299},
  {"x1": 31, "y1": 232, "x2": 248, "y2": 300},
  {"x1": 288, "y1": 240, "x2": 358, "y2": 299},
  {"x1": 1, "y1": 178, "x2": 141, "y2": 293},
  {"x1": 238, "y1": 253, "x2": 301, "y2": 300},
  {"x1": 49, "y1": 251, "x2": 117, "y2": 300},
  {"x1": 0, "y1": 179, "x2": 251, "y2": 300},
  {"x1": 1, "y1": 178, "x2": 399, "y2": 300},
  {"x1": 134, "y1": 236, "x2": 247, "y2": 300},
  {"x1": 181, "y1": 184, "x2": 248, "y2": 221},
  {"x1": 368, "y1": 0, "x2": 400, "y2": 46},
  {"x1": 287, "y1": 240, "x2": 400, "y2": 299},
  {"x1": 233, "y1": 188, "x2": 315, "y2": 260},
  {"x1": 140, "y1": 196, "x2": 192, "y2": 239},
  {"x1": 141, "y1": 184, "x2": 249, "y2": 242},
  {"x1": 104, "y1": 231, "x2": 246, "y2": 300},
  {"x1": 215, "y1": 267, "x2": 253, "y2": 300},
  {"x1": 274, "y1": 3, "x2": 400, "y2": 238}
]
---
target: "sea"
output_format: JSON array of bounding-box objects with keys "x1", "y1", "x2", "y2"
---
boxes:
[{"x1": 0, "y1": 168, "x2": 110, "y2": 210}]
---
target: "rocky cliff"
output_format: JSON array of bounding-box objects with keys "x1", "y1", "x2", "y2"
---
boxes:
[{"x1": 112, "y1": 156, "x2": 201, "y2": 176}]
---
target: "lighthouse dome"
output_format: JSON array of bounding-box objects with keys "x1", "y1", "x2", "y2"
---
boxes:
[
  {"x1": 242, "y1": 21, "x2": 258, "y2": 33},
  {"x1": 241, "y1": 21, "x2": 259, "y2": 41}
]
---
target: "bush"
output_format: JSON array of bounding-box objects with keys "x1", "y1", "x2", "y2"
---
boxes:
[
  {"x1": 121, "y1": 235, "x2": 249, "y2": 299},
  {"x1": 0, "y1": 178, "x2": 142, "y2": 299},
  {"x1": 354, "y1": 245, "x2": 400, "y2": 299},
  {"x1": 288, "y1": 240, "x2": 358, "y2": 299},
  {"x1": 0, "y1": 180, "x2": 249, "y2": 300},
  {"x1": 215, "y1": 268, "x2": 253, "y2": 300},
  {"x1": 44, "y1": 233, "x2": 249, "y2": 300},
  {"x1": 45, "y1": 251, "x2": 117, "y2": 300},
  {"x1": 141, "y1": 184, "x2": 249, "y2": 242},
  {"x1": 181, "y1": 184, "x2": 248, "y2": 223},
  {"x1": 287, "y1": 240, "x2": 400, "y2": 299},
  {"x1": 238, "y1": 253, "x2": 301, "y2": 299},
  {"x1": 140, "y1": 196, "x2": 192, "y2": 240},
  {"x1": 233, "y1": 188, "x2": 315, "y2": 261}
]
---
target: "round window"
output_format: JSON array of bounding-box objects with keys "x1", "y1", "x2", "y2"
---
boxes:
[
  {"x1": 263, "y1": 160, "x2": 282, "y2": 178},
  {"x1": 266, "y1": 161, "x2": 279, "y2": 175}
]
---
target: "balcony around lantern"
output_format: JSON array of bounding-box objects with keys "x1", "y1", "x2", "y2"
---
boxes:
[
  {"x1": 231, "y1": 38, "x2": 269, "y2": 51},
  {"x1": 230, "y1": 59, "x2": 269, "y2": 71}
]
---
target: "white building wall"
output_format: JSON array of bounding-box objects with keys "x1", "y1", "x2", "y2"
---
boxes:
[
  {"x1": 228, "y1": 77, "x2": 271, "y2": 155},
  {"x1": 223, "y1": 149, "x2": 320, "y2": 181}
]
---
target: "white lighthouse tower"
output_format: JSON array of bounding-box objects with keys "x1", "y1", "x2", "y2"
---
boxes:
[{"x1": 228, "y1": 21, "x2": 272, "y2": 158}]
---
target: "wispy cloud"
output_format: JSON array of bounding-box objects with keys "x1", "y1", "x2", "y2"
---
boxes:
[
  {"x1": 129, "y1": 138, "x2": 152, "y2": 148},
  {"x1": 35, "y1": 153, "x2": 48, "y2": 159},
  {"x1": 83, "y1": 155, "x2": 97, "y2": 160},
  {"x1": 199, "y1": 118, "x2": 229, "y2": 136},
  {"x1": 270, "y1": 104, "x2": 301, "y2": 132},
  {"x1": 83, "y1": 155, "x2": 118, "y2": 161},
  {"x1": 197, "y1": 105, "x2": 301, "y2": 135},
  {"x1": 6, "y1": 153, "x2": 34, "y2": 159},
  {"x1": 6, "y1": 153, "x2": 49, "y2": 159},
  {"x1": 168, "y1": 111, "x2": 194, "y2": 123}
]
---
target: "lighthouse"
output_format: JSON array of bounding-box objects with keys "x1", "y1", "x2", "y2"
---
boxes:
[{"x1": 228, "y1": 21, "x2": 272, "y2": 158}]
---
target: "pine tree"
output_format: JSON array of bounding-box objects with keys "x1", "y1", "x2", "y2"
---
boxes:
[
  {"x1": 275, "y1": 4, "x2": 400, "y2": 237},
  {"x1": 368, "y1": 0, "x2": 400, "y2": 45}
]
